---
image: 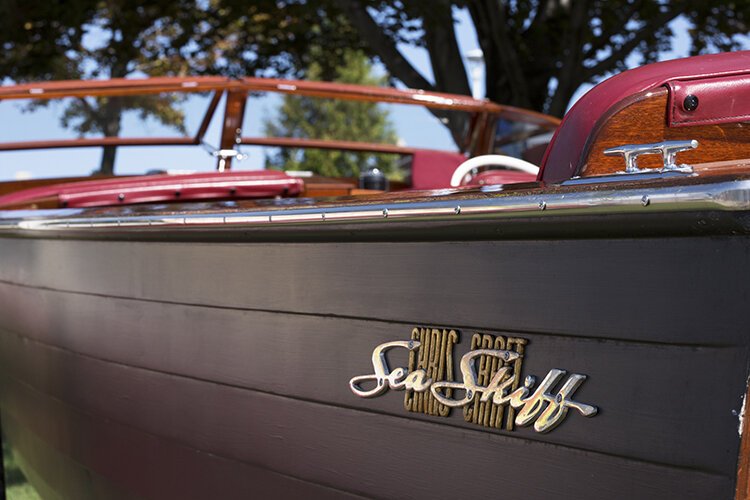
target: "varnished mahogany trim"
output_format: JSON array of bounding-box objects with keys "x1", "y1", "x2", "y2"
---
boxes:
[
  {"x1": 580, "y1": 88, "x2": 750, "y2": 177},
  {"x1": 194, "y1": 91, "x2": 223, "y2": 143},
  {"x1": 240, "y1": 136, "x2": 416, "y2": 155},
  {"x1": 0, "y1": 137, "x2": 196, "y2": 152},
  {"x1": 0, "y1": 77, "x2": 559, "y2": 166},
  {"x1": 0, "y1": 76, "x2": 558, "y2": 120},
  {"x1": 217, "y1": 90, "x2": 248, "y2": 171},
  {"x1": 579, "y1": 89, "x2": 668, "y2": 176}
]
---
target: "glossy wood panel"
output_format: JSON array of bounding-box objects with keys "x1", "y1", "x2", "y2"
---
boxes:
[{"x1": 581, "y1": 89, "x2": 750, "y2": 177}]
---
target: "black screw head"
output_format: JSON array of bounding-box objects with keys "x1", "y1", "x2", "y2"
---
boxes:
[{"x1": 683, "y1": 94, "x2": 699, "y2": 112}]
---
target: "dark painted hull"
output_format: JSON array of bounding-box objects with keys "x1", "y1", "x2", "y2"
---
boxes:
[{"x1": 0, "y1": 213, "x2": 748, "y2": 498}]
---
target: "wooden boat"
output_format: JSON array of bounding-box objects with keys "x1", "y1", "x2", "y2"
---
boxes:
[{"x1": 1, "y1": 50, "x2": 750, "y2": 499}]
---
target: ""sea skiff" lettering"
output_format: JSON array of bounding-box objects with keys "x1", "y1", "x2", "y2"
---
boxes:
[{"x1": 349, "y1": 337, "x2": 598, "y2": 433}]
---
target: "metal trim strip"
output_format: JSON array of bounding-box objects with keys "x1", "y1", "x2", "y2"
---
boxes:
[{"x1": 2, "y1": 180, "x2": 749, "y2": 232}]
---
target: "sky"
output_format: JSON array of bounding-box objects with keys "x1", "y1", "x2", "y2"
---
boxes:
[{"x1": 0, "y1": 9, "x2": 740, "y2": 181}]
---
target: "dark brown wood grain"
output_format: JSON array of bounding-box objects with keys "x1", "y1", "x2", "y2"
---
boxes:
[
  {"x1": 0, "y1": 344, "x2": 734, "y2": 500},
  {"x1": 580, "y1": 89, "x2": 750, "y2": 177},
  {"x1": 0, "y1": 389, "x2": 359, "y2": 500},
  {"x1": 0, "y1": 236, "x2": 748, "y2": 346},
  {"x1": 0, "y1": 224, "x2": 748, "y2": 498},
  {"x1": 0, "y1": 292, "x2": 743, "y2": 475}
]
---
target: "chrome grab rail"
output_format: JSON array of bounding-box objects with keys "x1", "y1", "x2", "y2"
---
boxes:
[{"x1": 604, "y1": 140, "x2": 698, "y2": 174}]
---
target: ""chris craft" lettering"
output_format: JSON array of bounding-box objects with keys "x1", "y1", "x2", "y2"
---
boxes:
[{"x1": 349, "y1": 340, "x2": 598, "y2": 433}]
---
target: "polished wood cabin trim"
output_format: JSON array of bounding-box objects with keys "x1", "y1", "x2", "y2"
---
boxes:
[
  {"x1": 0, "y1": 176, "x2": 114, "y2": 196},
  {"x1": 217, "y1": 90, "x2": 248, "y2": 170},
  {"x1": 0, "y1": 77, "x2": 560, "y2": 176},
  {"x1": 0, "y1": 77, "x2": 506, "y2": 114},
  {"x1": 238, "y1": 136, "x2": 418, "y2": 155},
  {"x1": 0, "y1": 137, "x2": 197, "y2": 152},
  {"x1": 579, "y1": 88, "x2": 750, "y2": 177}
]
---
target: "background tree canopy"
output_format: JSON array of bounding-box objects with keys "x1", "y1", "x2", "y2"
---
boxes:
[
  {"x1": 264, "y1": 50, "x2": 401, "y2": 179},
  {"x1": 336, "y1": 0, "x2": 749, "y2": 144},
  {"x1": 1, "y1": 0, "x2": 748, "y2": 172}
]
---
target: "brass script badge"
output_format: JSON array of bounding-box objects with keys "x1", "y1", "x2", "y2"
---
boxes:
[{"x1": 349, "y1": 328, "x2": 598, "y2": 433}]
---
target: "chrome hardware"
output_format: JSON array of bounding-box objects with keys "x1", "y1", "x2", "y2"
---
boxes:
[
  {"x1": 604, "y1": 140, "x2": 698, "y2": 174},
  {"x1": 8, "y1": 179, "x2": 750, "y2": 232},
  {"x1": 349, "y1": 338, "x2": 598, "y2": 433},
  {"x1": 213, "y1": 148, "x2": 248, "y2": 172},
  {"x1": 200, "y1": 140, "x2": 248, "y2": 172}
]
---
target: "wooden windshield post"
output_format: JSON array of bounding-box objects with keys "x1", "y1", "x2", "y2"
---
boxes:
[{"x1": 217, "y1": 90, "x2": 248, "y2": 171}]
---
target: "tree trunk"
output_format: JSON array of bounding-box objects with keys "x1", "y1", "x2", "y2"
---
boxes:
[
  {"x1": 339, "y1": 3, "x2": 471, "y2": 151},
  {"x1": 95, "y1": 98, "x2": 122, "y2": 176},
  {"x1": 99, "y1": 145, "x2": 117, "y2": 176}
]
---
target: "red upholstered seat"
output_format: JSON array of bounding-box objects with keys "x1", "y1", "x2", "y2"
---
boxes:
[
  {"x1": 410, "y1": 149, "x2": 467, "y2": 190},
  {"x1": 0, "y1": 170, "x2": 304, "y2": 208}
]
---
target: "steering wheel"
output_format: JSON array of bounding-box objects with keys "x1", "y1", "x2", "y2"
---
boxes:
[{"x1": 449, "y1": 155, "x2": 540, "y2": 187}]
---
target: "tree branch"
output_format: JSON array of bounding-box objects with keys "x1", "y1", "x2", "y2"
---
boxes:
[
  {"x1": 338, "y1": 2, "x2": 434, "y2": 91},
  {"x1": 419, "y1": 1, "x2": 473, "y2": 146},
  {"x1": 527, "y1": 0, "x2": 552, "y2": 34},
  {"x1": 422, "y1": 2, "x2": 471, "y2": 96},
  {"x1": 467, "y1": 0, "x2": 530, "y2": 107},
  {"x1": 583, "y1": 3, "x2": 642, "y2": 60},
  {"x1": 547, "y1": 0, "x2": 590, "y2": 116},
  {"x1": 582, "y1": 7, "x2": 681, "y2": 79}
]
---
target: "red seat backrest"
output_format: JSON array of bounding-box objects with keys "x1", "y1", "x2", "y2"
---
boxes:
[{"x1": 410, "y1": 150, "x2": 467, "y2": 190}]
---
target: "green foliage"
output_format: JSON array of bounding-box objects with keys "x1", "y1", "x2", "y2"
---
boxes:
[
  {"x1": 264, "y1": 51, "x2": 401, "y2": 179},
  {"x1": 1, "y1": 1, "x2": 197, "y2": 174},
  {"x1": 3, "y1": 439, "x2": 41, "y2": 500},
  {"x1": 2, "y1": 0, "x2": 748, "y2": 162},
  {"x1": 187, "y1": 0, "x2": 366, "y2": 80},
  {"x1": 0, "y1": 1, "x2": 366, "y2": 175}
]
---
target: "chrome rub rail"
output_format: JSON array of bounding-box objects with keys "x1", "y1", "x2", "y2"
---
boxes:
[{"x1": 1, "y1": 180, "x2": 749, "y2": 232}]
